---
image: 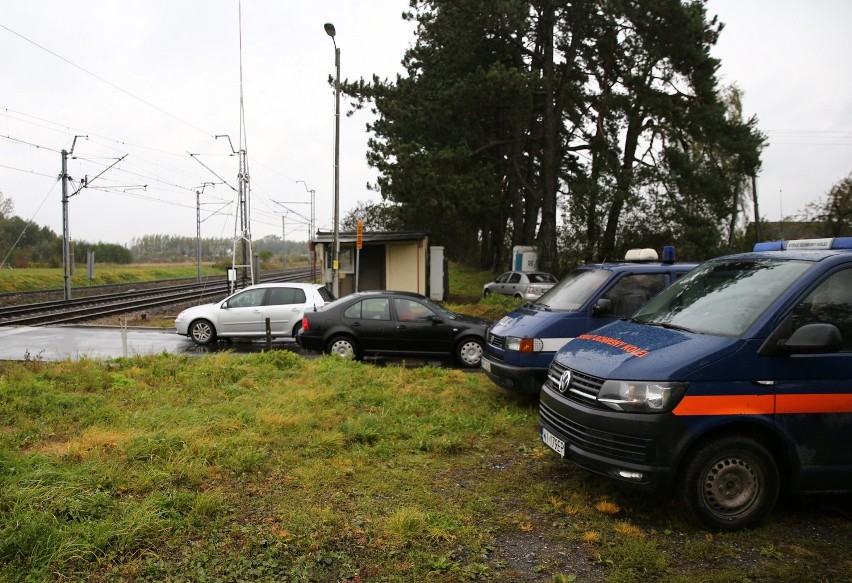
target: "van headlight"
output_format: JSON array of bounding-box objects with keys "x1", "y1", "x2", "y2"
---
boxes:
[
  {"x1": 505, "y1": 337, "x2": 544, "y2": 352},
  {"x1": 596, "y1": 380, "x2": 688, "y2": 413}
]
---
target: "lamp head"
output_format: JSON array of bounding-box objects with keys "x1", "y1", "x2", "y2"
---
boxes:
[{"x1": 324, "y1": 23, "x2": 336, "y2": 38}]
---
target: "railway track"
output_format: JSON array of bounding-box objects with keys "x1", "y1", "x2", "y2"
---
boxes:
[{"x1": 0, "y1": 268, "x2": 314, "y2": 327}]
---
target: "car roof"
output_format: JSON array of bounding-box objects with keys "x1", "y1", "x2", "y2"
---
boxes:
[
  {"x1": 717, "y1": 249, "x2": 851, "y2": 264},
  {"x1": 576, "y1": 261, "x2": 697, "y2": 273},
  {"x1": 345, "y1": 290, "x2": 427, "y2": 299},
  {"x1": 243, "y1": 282, "x2": 322, "y2": 289}
]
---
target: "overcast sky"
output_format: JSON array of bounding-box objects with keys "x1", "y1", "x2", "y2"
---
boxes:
[{"x1": 1, "y1": 1, "x2": 850, "y2": 250}]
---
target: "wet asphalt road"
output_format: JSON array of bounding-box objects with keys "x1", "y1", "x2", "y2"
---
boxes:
[{"x1": 0, "y1": 325, "x2": 459, "y2": 368}]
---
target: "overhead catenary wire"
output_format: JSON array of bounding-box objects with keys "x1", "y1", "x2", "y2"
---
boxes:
[
  {"x1": 3, "y1": 103, "x2": 318, "y2": 242},
  {"x1": 0, "y1": 24, "x2": 212, "y2": 138},
  {"x1": 0, "y1": 13, "x2": 321, "y2": 246}
]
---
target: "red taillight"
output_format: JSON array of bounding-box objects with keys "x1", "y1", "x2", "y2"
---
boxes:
[{"x1": 302, "y1": 316, "x2": 309, "y2": 332}]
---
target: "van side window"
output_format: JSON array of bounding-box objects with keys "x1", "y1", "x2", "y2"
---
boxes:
[
  {"x1": 603, "y1": 274, "x2": 667, "y2": 318},
  {"x1": 792, "y1": 269, "x2": 852, "y2": 351}
]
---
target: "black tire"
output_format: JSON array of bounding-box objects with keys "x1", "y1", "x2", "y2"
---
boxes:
[
  {"x1": 189, "y1": 319, "x2": 216, "y2": 345},
  {"x1": 679, "y1": 436, "x2": 779, "y2": 530},
  {"x1": 483, "y1": 289, "x2": 491, "y2": 298},
  {"x1": 326, "y1": 335, "x2": 359, "y2": 360},
  {"x1": 291, "y1": 321, "x2": 303, "y2": 338},
  {"x1": 456, "y1": 337, "x2": 483, "y2": 368},
  {"x1": 514, "y1": 293, "x2": 523, "y2": 300}
]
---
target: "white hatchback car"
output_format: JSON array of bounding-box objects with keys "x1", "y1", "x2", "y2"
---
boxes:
[{"x1": 175, "y1": 282, "x2": 335, "y2": 345}]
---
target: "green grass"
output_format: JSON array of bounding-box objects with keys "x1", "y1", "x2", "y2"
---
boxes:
[
  {"x1": 1, "y1": 353, "x2": 849, "y2": 582},
  {"x1": 0, "y1": 261, "x2": 311, "y2": 294},
  {"x1": 0, "y1": 264, "x2": 223, "y2": 293},
  {"x1": 448, "y1": 262, "x2": 497, "y2": 301}
]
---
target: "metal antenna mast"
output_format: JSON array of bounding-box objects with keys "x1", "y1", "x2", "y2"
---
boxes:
[{"x1": 221, "y1": 0, "x2": 253, "y2": 290}]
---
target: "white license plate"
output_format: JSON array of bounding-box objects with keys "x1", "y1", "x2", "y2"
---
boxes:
[
  {"x1": 541, "y1": 427, "x2": 565, "y2": 457},
  {"x1": 481, "y1": 359, "x2": 491, "y2": 373}
]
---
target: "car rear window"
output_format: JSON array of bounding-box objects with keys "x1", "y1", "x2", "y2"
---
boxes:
[{"x1": 318, "y1": 287, "x2": 335, "y2": 302}]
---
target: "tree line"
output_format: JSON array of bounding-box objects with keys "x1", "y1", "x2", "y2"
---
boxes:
[
  {"x1": 0, "y1": 193, "x2": 308, "y2": 267},
  {"x1": 341, "y1": 0, "x2": 768, "y2": 271},
  {"x1": 0, "y1": 195, "x2": 131, "y2": 267}
]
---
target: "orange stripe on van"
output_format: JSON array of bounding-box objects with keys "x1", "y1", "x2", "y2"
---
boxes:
[
  {"x1": 673, "y1": 393, "x2": 852, "y2": 416},
  {"x1": 673, "y1": 395, "x2": 775, "y2": 416},
  {"x1": 776, "y1": 394, "x2": 852, "y2": 414}
]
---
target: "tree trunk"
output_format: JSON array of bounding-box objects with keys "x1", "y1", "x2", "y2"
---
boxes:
[{"x1": 536, "y1": 2, "x2": 558, "y2": 273}]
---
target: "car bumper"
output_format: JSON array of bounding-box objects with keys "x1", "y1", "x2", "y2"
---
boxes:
[
  {"x1": 296, "y1": 332, "x2": 324, "y2": 352},
  {"x1": 480, "y1": 353, "x2": 548, "y2": 395},
  {"x1": 538, "y1": 385, "x2": 684, "y2": 491}
]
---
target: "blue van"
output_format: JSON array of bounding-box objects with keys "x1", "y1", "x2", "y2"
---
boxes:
[
  {"x1": 481, "y1": 248, "x2": 696, "y2": 395},
  {"x1": 539, "y1": 238, "x2": 852, "y2": 529}
]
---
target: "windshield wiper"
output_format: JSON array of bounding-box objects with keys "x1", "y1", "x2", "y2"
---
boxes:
[
  {"x1": 644, "y1": 321, "x2": 693, "y2": 333},
  {"x1": 533, "y1": 303, "x2": 551, "y2": 311}
]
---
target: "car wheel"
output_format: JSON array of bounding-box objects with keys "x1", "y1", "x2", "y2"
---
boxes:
[
  {"x1": 189, "y1": 319, "x2": 216, "y2": 345},
  {"x1": 679, "y1": 436, "x2": 779, "y2": 530},
  {"x1": 483, "y1": 289, "x2": 491, "y2": 298},
  {"x1": 456, "y1": 337, "x2": 483, "y2": 368},
  {"x1": 327, "y1": 336, "x2": 359, "y2": 360},
  {"x1": 291, "y1": 321, "x2": 302, "y2": 337},
  {"x1": 514, "y1": 293, "x2": 523, "y2": 300}
]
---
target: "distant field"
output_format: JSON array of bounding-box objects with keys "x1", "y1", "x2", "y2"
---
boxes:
[{"x1": 0, "y1": 262, "x2": 318, "y2": 294}]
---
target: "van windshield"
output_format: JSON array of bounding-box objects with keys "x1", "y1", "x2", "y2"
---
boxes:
[
  {"x1": 533, "y1": 268, "x2": 612, "y2": 310},
  {"x1": 633, "y1": 258, "x2": 811, "y2": 336}
]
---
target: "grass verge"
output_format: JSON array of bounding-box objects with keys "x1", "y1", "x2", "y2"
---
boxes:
[{"x1": 1, "y1": 353, "x2": 849, "y2": 582}]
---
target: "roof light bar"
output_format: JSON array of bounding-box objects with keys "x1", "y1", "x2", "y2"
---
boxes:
[{"x1": 753, "y1": 237, "x2": 852, "y2": 252}]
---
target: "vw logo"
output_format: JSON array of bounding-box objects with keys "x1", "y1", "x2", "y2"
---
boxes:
[{"x1": 558, "y1": 369, "x2": 572, "y2": 394}]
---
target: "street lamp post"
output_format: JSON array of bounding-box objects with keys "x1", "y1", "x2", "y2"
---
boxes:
[{"x1": 325, "y1": 22, "x2": 341, "y2": 298}]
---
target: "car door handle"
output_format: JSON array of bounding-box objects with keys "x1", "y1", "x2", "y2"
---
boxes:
[
  {"x1": 351, "y1": 322, "x2": 360, "y2": 327},
  {"x1": 396, "y1": 325, "x2": 407, "y2": 329}
]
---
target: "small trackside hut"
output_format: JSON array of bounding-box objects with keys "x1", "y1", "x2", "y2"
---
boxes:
[{"x1": 312, "y1": 230, "x2": 434, "y2": 297}]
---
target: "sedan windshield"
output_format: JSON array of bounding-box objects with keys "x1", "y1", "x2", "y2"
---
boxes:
[
  {"x1": 633, "y1": 258, "x2": 812, "y2": 336},
  {"x1": 533, "y1": 268, "x2": 612, "y2": 310}
]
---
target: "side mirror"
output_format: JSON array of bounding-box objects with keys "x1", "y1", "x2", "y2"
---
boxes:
[
  {"x1": 431, "y1": 315, "x2": 442, "y2": 325},
  {"x1": 778, "y1": 323, "x2": 842, "y2": 354},
  {"x1": 221, "y1": 301, "x2": 229, "y2": 310},
  {"x1": 592, "y1": 298, "x2": 613, "y2": 316}
]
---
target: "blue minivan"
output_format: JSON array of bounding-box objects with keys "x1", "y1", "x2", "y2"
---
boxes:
[
  {"x1": 481, "y1": 248, "x2": 696, "y2": 395},
  {"x1": 540, "y1": 238, "x2": 852, "y2": 529}
]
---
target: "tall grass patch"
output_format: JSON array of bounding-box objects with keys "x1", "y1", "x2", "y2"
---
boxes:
[{"x1": 1, "y1": 353, "x2": 850, "y2": 582}]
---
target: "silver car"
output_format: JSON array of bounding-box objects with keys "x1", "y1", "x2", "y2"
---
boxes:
[
  {"x1": 175, "y1": 282, "x2": 334, "y2": 345},
  {"x1": 483, "y1": 271, "x2": 557, "y2": 301}
]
